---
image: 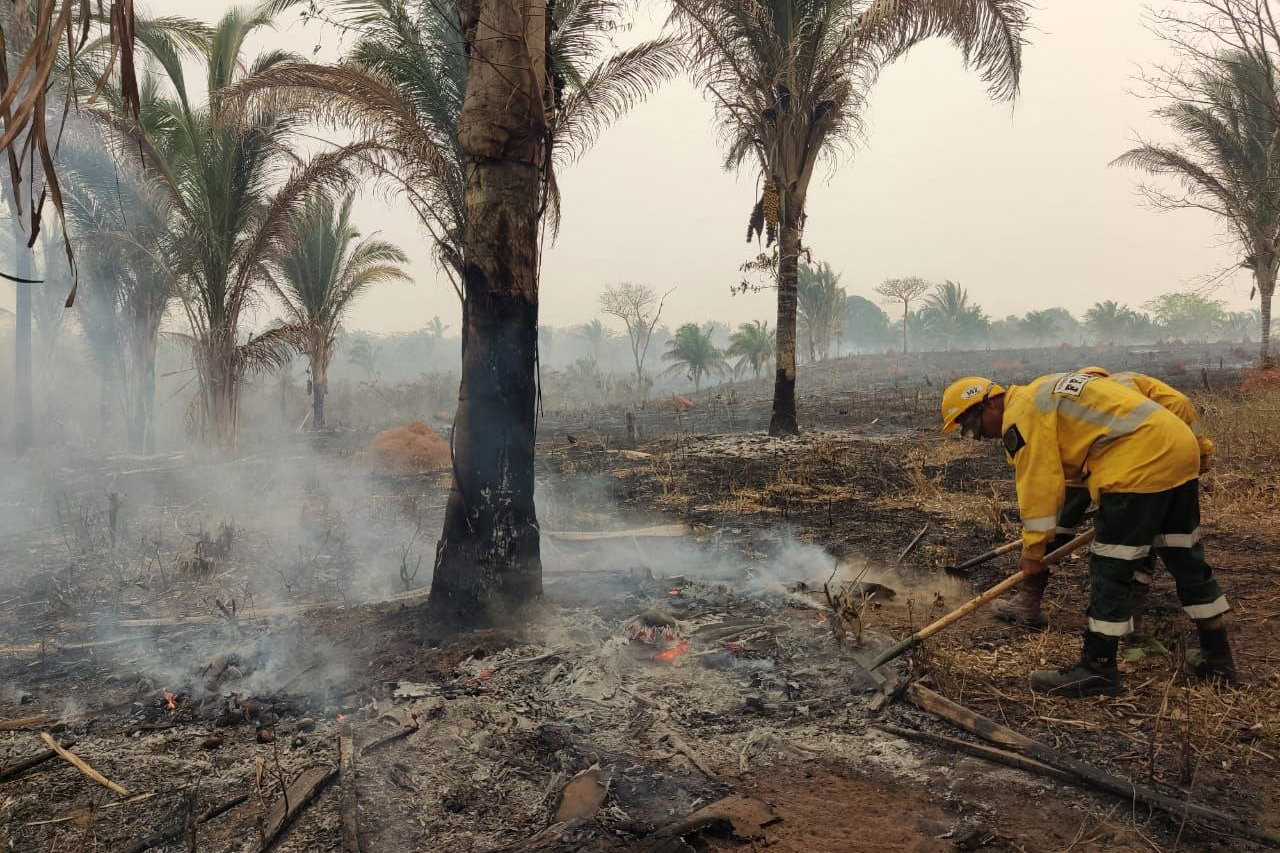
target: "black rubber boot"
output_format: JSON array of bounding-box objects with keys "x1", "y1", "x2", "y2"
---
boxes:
[
  {"x1": 991, "y1": 571, "x2": 1049, "y2": 628},
  {"x1": 1030, "y1": 632, "x2": 1122, "y2": 697},
  {"x1": 1191, "y1": 620, "x2": 1238, "y2": 687}
]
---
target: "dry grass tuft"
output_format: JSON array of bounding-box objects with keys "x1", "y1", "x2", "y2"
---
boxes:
[{"x1": 371, "y1": 421, "x2": 451, "y2": 473}]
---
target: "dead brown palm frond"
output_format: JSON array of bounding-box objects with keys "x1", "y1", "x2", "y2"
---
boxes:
[
  {"x1": 0, "y1": 0, "x2": 140, "y2": 283},
  {"x1": 234, "y1": 324, "x2": 309, "y2": 377}
]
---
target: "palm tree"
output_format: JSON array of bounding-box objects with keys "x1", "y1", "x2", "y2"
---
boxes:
[
  {"x1": 576, "y1": 318, "x2": 617, "y2": 362},
  {"x1": 1115, "y1": 49, "x2": 1280, "y2": 365},
  {"x1": 239, "y1": 0, "x2": 682, "y2": 295},
  {"x1": 1021, "y1": 309, "x2": 1059, "y2": 343},
  {"x1": 727, "y1": 319, "x2": 775, "y2": 379},
  {"x1": 273, "y1": 192, "x2": 409, "y2": 428},
  {"x1": 919, "y1": 280, "x2": 988, "y2": 349},
  {"x1": 797, "y1": 262, "x2": 846, "y2": 362},
  {"x1": 663, "y1": 323, "x2": 728, "y2": 393},
  {"x1": 672, "y1": 0, "x2": 1027, "y2": 434},
  {"x1": 98, "y1": 6, "x2": 367, "y2": 449},
  {"x1": 1084, "y1": 300, "x2": 1139, "y2": 345}
]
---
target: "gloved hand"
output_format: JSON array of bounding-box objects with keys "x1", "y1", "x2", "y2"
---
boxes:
[{"x1": 1019, "y1": 557, "x2": 1047, "y2": 577}]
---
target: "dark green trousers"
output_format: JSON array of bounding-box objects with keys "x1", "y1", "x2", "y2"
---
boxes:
[
  {"x1": 1087, "y1": 479, "x2": 1227, "y2": 636},
  {"x1": 1058, "y1": 485, "x2": 1155, "y2": 582}
]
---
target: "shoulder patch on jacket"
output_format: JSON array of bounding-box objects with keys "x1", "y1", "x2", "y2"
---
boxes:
[
  {"x1": 1003, "y1": 424, "x2": 1026, "y2": 457},
  {"x1": 1053, "y1": 373, "x2": 1096, "y2": 397}
]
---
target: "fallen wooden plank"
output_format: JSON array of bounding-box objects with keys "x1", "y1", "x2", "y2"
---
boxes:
[
  {"x1": 41, "y1": 732, "x2": 127, "y2": 796},
  {"x1": 0, "y1": 748, "x2": 57, "y2": 783},
  {"x1": 353, "y1": 710, "x2": 419, "y2": 757},
  {"x1": 339, "y1": 722, "x2": 361, "y2": 853},
  {"x1": 903, "y1": 683, "x2": 1280, "y2": 849},
  {"x1": 260, "y1": 765, "x2": 338, "y2": 852},
  {"x1": 543, "y1": 524, "x2": 690, "y2": 541},
  {"x1": 551, "y1": 765, "x2": 607, "y2": 824}
]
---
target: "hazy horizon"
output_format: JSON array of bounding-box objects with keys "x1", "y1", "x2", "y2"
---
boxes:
[{"x1": 0, "y1": 0, "x2": 1263, "y2": 337}]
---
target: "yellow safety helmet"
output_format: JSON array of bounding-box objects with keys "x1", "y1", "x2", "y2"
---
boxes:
[
  {"x1": 1078, "y1": 366, "x2": 1111, "y2": 377},
  {"x1": 940, "y1": 377, "x2": 1004, "y2": 434}
]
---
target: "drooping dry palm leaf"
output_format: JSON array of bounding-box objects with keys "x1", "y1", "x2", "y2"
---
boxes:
[{"x1": 0, "y1": 0, "x2": 140, "y2": 303}]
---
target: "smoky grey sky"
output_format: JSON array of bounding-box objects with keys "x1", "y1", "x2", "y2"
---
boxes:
[{"x1": 7, "y1": 1, "x2": 1261, "y2": 334}]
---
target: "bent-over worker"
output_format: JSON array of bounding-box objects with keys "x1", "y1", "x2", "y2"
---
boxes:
[
  {"x1": 940, "y1": 372, "x2": 1235, "y2": 697},
  {"x1": 990, "y1": 366, "x2": 1215, "y2": 628}
]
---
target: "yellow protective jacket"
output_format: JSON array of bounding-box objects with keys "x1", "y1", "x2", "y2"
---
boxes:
[
  {"x1": 1106, "y1": 371, "x2": 1214, "y2": 461},
  {"x1": 1002, "y1": 372, "x2": 1201, "y2": 560}
]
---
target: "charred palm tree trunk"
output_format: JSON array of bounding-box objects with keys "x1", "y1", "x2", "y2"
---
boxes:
[
  {"x1": 429, "y1": 0, "x2": 547, "y2": 628},
  {"x1": 769, "y1": 204, "x2": 800, "y2": 436},
  {"x1": 14, "y1": 238, "x2": 33, "y2": 456}
]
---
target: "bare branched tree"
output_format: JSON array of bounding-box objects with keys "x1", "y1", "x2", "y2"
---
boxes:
[
  {"x1": 600, "y1": 282, "x2": 671, "y2": 393},
  {"x1": 1116, "y1": 0, "x2": 1280, "y2": 365},
  {"x1": 876, "y1": 276, "x2": 930, "y2": 354}
]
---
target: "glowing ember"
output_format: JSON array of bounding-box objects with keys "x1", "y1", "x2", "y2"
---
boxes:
[
  {"x1": 652, "y1": 641, "x2": 691, "y2": 663},
  {"x1": 163, "y1": 690, "x2": 177, "y2": 710},
  {"x1": 337, "y1": 714, "x2": 346, "y2": 724},
  {"x1": 666, "y1": 589, "x2": 681, "y2": 596}
]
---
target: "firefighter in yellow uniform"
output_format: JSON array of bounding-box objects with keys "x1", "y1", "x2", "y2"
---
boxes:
[
  {"x1": 990, "y1": 367, "x2": 1215, "y2": 628},
  {"x1": 940, "y1": 372, "x2": 1235, "y2": 697}
]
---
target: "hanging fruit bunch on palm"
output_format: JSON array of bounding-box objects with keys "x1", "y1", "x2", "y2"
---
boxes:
[{"x1": 747, "y1": 177, "x2": 780, "y2": 246}]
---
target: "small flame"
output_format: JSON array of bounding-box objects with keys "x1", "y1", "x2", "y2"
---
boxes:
[
  {"x1": 337, "y1": 714, "x2": 346, "y2": 723},
  {"x1": 652, "y1": 641, "x2": 691, "y2": 663},
  {"x1": 163, "y1": 690, "x2": 177, "y2": 710},
  {"x1": 667, "y1": 589, "x2": 681, "y2": 596}
]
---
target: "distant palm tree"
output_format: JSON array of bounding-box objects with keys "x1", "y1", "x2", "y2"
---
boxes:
[
  {"x1": 1021, "y1": 310, "x2": 1060, "y2": 342},
  {"x1": 346, "y1": 337, "x2": 378, "y2": 381},
  {"x1": 92, "y1": 7, "x2": 369, "y2": 448},
  {"x1": 672, "y1": 0, "x2": 1028, "y2": 434},
  {"x1": 919, "y1": 280, "x2": 988, "y2": 349},
  {"x1": 1115, "y1": 48, "x2": 1280, "y2": 364},
  {"x1": 1084, "y1": 300, "x2": 1139, "y2": 345},
  {"x1": 797, "y1": 262, "x2": 846, "y2": 362},
  {"x1": 663, "y1": 323, "x2": 728, "y2": 393},
  {"x1": 727, "y1": 319, "x2": 775, "y2": 379},
  {"x1": 273, "y1": 192, "x2": 409, "y2": 428},
  {"x1": 576, "y1": 318, "x2": 617, "y2": 362}
]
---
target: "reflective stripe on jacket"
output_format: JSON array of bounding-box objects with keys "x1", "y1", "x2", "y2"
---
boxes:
[
  {"x1": 1107, "y1": 371, "x2": 1214, "y2": 460},
  {"x1": 1003, "y1": 372, "x2": 1201, "y2": 560}
]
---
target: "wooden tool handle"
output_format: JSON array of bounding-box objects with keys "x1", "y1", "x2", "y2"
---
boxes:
[
  {"x1": 917, "y1": 529, "x2": 1096, "y2": 644},
  {"x1": 949, "y1": 539, "x2": 1021, "y2": 573},
  {"x1": 867, "y1": 530, "x2": 1096, "y2": 670}
]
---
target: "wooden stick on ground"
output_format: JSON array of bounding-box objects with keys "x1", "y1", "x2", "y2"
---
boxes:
[
  {"x1": 0, "y1": 748, "x2": 57, "y2": 782},
  {"x1": 40, "y1": 732, "x2": 127, "y2": 796},
  {"x1": 874, "y1": 723, "x2": 1075, "y2": 784},
  {"x1": 656, "y1": 726, "x2": 725, "y2": 786},
  {"x1": 901, "y1": 682, "x2": 1280, "y2": 849},
  {"x1": 339, "y1": 722, "x2": 361, "y2": 853},
  {"x1": 0, "y1": 714, "x2": 52, "y2": 730},
  {"x1": 116, "y1": 793, "x2": 248, "y2": 853}
]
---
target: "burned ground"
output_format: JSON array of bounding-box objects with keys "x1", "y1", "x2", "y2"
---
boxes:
[{"x1": 0, "y1": 377, "x2": 1277, "y2": 853}]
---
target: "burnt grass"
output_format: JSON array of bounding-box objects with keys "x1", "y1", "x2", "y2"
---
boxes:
[{"x1": 575, "y1": 421, "x2": 1280, "y2": 850}]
